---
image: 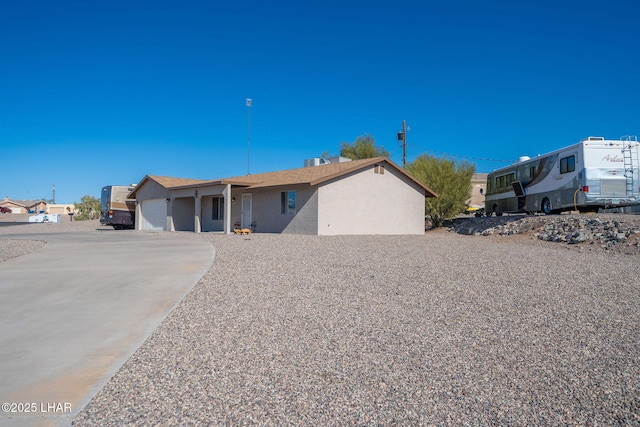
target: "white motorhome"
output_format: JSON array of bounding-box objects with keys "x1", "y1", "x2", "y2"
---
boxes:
[{"x1": 485, "y1": 136, "x2": 640, "y2": 215}]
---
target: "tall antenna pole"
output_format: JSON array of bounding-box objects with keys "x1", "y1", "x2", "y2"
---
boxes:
[
  {"x1": 52, "y1": 183, "x2": 56, "y2": 204},
  {"x1": 246, "y1": 98, "x2": 252, "y2": 175}
]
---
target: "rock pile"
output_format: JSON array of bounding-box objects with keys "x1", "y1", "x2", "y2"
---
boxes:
[{"x1": 448, "y1": 214, "x2": 640, "y2": 252}]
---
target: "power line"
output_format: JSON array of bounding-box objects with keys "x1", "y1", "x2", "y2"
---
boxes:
[{"x1": 406, "y1": 143, "x2": 513, "y2": 164}]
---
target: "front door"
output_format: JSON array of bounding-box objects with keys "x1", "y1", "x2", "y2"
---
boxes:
[{"x1": 241, "y1": 193, "x2": 252, "y2": 229}]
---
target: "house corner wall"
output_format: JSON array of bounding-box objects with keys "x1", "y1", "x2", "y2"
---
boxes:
[{"x1": 317, "y1": 166, "x2": 425, "y2": 235}]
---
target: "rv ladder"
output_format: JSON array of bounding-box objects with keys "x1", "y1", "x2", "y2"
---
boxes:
[{"x1": 622, "y1": 139, "x2": 639, "y2": 196}]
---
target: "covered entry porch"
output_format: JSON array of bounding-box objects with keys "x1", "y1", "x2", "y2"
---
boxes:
[{"x1": 167, "y1": 183, "x2": 251, "y2": 234}]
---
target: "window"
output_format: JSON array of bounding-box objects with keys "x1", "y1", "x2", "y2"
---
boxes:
[
  {"x1": 560, "y1": 155, "x2": 575, "y2": 174},
  {"x1": 281, "y1": 191, "x2": 296, "y2": 214},
  {"x1": 374, "y1": 165, "x2": 385, "y2": 174},
  {"x1": 212, "y1": 197, "x2": 224, "y2": 221},
  {"x1": 494, "y1": 172, "x2": 515, "y2": 192},
  {"x1": 529, "y1": 166, "x2": 537, "y2": 178},
  {"x1": 507, "y1": 173, "x2": 515, "y2": 186}
]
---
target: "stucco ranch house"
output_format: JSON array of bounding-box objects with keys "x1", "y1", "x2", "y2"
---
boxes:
[
  {"x1": 129, "y1": 157, "x2": 437, "y2": 235},
  {"x1": 0, "y1": 197, "x2": 48, "y2": 214}
]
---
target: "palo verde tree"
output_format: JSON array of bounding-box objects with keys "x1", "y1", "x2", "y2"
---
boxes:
[
  {"x1": 73, "y1": 195, "x2": 101, "y2": 221},
  {"x1": 339, "y1": 135, "x2": 390, "y2": 160},
  {"x1": 406, "y1": 154, "x2": 475, "y2": 228}
]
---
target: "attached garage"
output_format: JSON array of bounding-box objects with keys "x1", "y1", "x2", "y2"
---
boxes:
[{"x1": 140, "y1": 199, "x2": 167, "y2": 231}]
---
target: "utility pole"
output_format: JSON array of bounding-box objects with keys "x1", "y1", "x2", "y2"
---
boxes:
[
  {"x1": 52, "y1": 183, "x2": 55, "y2": 204},
  {"x1": 246, "y1": 98, "x2": 252, "y2": 175},
  {"x1": 397, "y1": 120, "x2": 407, "y2": 168}
]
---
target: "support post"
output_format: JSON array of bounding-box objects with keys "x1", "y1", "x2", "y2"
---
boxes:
[{"x1": 397, "y1": 120, "x2": 407, "y2": 167}]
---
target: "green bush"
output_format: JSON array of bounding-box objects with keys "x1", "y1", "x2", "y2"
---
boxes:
[{"x1": 407, "y1": 154, "x2": 475, "y2": 228}]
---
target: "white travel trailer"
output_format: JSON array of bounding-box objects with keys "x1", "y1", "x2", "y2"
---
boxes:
[{"x1": 485, "y1": 136, "x2": 640, "y2": 215}]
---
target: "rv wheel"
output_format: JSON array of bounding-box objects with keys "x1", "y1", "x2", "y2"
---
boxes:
[{"x1": 541, "y1": 198, "x2": 552, "y2": 215}]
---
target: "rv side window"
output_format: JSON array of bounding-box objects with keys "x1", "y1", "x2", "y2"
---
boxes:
[
  {"x1": 494, "y1": 172, "x2": 515, "y2": 191},
  {"x1": 505, "y1": 173, "x2": 515, "y2": 186},
  {"x1": 529, "y1": 166, "x2": 536, "y2": 178},
  {"x1": 560, "y1": 155, "x2": 575, "y2": 174}
]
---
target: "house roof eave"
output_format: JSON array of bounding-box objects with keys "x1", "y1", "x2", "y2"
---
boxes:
[{"x1": 128, "y1": 156, "x2": 438, "y2": 199}]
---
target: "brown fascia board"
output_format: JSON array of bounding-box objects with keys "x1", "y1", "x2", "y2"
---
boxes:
[
  {"x1": 246, "y1": 182, "x2": 313, "y2": 191},
  {"x1": 165, "y1": 179, "x2": 221, "y2": 191},
  {"x1": 169, "y1": 178, "x2": 258, "y2": 190},
  {"x1": 219, "y1": 180, "x2": 255, "y2": 187},
  {"x1": 161, "y1": 178, "x2": 211, "y2": 188}
]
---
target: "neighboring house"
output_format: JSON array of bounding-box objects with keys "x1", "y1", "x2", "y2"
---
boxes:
[
  {"x1": 47, "y1": 204, "x2": 76, "y2": 216},
  {"x1": 0, "y1": 197, "x2": 48, "y2": 214},
  {"x1": 467, "y1": 173, "x2": 488, "y2": 208},
  {"x1": 129, "y1": 157, "x2": 438, "y2": 235}
]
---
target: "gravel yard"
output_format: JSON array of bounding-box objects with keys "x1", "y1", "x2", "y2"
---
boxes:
[{"x1": 1, "y1": 215, "x2": 639, "y2": 425}]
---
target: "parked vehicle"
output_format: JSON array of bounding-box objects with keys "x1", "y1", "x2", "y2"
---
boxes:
[
  {"x1": 464, "y1": 205, "x2": 485, "y2": 217},
  {"x1": 100, "y1": 185, "x2": 136, "y2": 229},
  {"x1": 485, "y1": 136, "x2": 640, "y2": 216}
]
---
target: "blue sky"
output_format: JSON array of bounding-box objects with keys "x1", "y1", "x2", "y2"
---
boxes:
[{"x1": 2, "y1": 0, "x2": 639, "y2": 203}]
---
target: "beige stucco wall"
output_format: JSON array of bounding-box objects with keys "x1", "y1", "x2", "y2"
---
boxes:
[
  {"x1": 173, "y1": 197, "x2": 196, "y2": 231},
  {"x1": 468, "y1": 173, "x2": 487, "y2": 207},
  {"x1": 231, "y1": 185, "x2": 318, "y2": 234},
  {"x1": 317, "y1": 165, "x2": 426, "y2": 235},
  {"x1": 281, "y1": 189, "x2": 318, "y2": 234},
  {"x1": 200, "y1": 195, "x2": 224, "y2": 232},
  {"x1": 134, "y1": 180, "x2": 169, "y2": 202},
  {"x1": 47, "y1": 204, "x2": 75, "y2": 215}
]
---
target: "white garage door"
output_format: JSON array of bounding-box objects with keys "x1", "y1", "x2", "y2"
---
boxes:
[{"x1": 140, "y1": 199, "x2": 167, "y2": 231}]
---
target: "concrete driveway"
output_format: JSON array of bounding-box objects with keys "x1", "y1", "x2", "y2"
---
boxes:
[{"x1": 0, "y1": 230, "x2": 215, "y2": 426}]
